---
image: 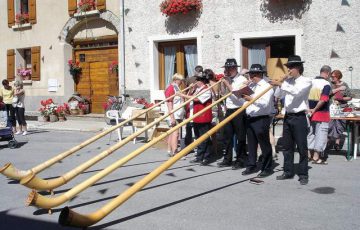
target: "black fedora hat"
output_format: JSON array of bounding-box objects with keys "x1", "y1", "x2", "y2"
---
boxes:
[
  {"x1": 284, "y1": 55, "x2": 305, "y2": 67},
  {"x1": 222, "y1": 58, "x2": 241, "y2": 68},
  {"x1": 246, "y1": 64, "x2": 266, "y2": 74}
]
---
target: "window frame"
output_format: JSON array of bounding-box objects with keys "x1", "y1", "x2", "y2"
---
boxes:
[{"x1": 158, "y1": 39, "x2": 197, "y2": 90}]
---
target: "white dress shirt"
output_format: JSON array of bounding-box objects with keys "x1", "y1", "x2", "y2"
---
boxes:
[
  {"x1": 224, "y1": 73, "x2": 247, "y2": 109},
  {"x1": 275, "y1": 75, "x2": 312, "y2": 113},
  {"x1": 246, "y1": 79, "x2": 274, "y2": 117}
]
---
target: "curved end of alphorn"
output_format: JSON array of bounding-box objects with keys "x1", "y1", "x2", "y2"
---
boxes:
[
  {"x1": 0, "y1": 163, "x2": 29, "y2": 180},
  {"x1": 20, "y1": 172, "x2": 35, "y2": 186},
  {"x1": 20, "y1": 173, "x2": 65, "y2": 191},
  {"x1": 26, "y1": 189, "x2": 38, "y2": 206},
  {"x1": 59, "y1": 207, "x2": 96, "y2": 228}
]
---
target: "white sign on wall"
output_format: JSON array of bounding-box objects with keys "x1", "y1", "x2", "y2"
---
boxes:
[{"x1": 48, "y1": 79, "x2": 58, "y2": 92}]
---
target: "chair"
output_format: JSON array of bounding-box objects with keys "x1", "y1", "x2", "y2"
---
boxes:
[{"x1": 105, "y1": 110, "x2": 135, "y2": 143}]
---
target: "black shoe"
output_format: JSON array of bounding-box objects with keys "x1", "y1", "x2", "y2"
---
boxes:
[
  {"x1": 299, "y1": 177, "x2": 309, "y2": 185},
  {"x1": 257, "y1": 170, "x2": 273, "y2": 178},
  {"x1": 232, "y1": 161, "x2": 245, "y2": 170},
  {"x1": 201, "y1": 159, "x2": 211, "y2": 166},
  {"x1": 334, "y1": 143, "x2": 340, "y2": 151},
  {"x1": 217, "y1": 161, "x2": 232, "y2": 167},
  {"x1": 276, "y1": 173, "x2": 294, "y2": 180},
  {"x1": 190, "y1": 158, "x2": 202, "y2": 164},
  {"x1": 242, "y1": 167, "x2": 256, "y2": 176}
]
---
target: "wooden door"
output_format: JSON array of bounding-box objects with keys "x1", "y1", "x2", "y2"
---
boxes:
[
  {"x1": 90, "y1": 62, "x2": 111, "y2": 113},
  {"x1": 74, "y1": 47, "x2": 118, "y2": 113}
]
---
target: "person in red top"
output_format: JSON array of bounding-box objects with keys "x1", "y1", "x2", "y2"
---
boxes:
[
  {"x1": 178, "y1": 73, "x2": 213, "y2": 165},
  {"x1": 164, "y1": 73, "x2": 185, "y2": 156}
]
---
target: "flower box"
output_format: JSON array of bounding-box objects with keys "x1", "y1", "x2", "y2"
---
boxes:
[
  {"x1": 160, "y1": 0, "x2": 203, "y2": 17},
  {"x1": 74, "y1": 9, "x2": 100, "y2": 18},
  {"x1": 12, "y1": 23, "x2": 32, "y2": 30}
]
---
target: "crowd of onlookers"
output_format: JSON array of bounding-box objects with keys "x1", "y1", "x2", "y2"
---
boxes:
[
  {"x1": 0, "y1": 79, "x2": 28, "y2": 135},
  {"x1": 164, "y1": 56, "x2": 353, "y2": 185}
]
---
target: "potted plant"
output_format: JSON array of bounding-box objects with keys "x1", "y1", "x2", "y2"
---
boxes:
[
  {"x1": 78, "y1": 102, "x2": 87, "y2": 115},
  {"x1": 160, "y1": 0, "x2": 203, "y2": 17},
  {"x1": 109, "y1": 61, "x2": 119, "y2": 75},
  {"x1": 17, "y1": 67, "x2": 32, "y2": 80},
  {"x1": 68, "y1": 59, "x2": 82, "y2": 85},
  {"x1": 56, "y1": 104, "x2": 69, "y2": 122},
  {"x1": 77, "y1": 0, "x2": 96, "y2": 13},
  {"x1": 15, "y1": 13, "x2": 29, "y2": 25}
]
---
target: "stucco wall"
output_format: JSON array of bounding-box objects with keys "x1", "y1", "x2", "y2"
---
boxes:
[
  {"x1": 123, "y1": 0, "x2": 360, "y2": 94},
  {"x1": 1, "y1": 0, "x2": 359, "y2": 112}
]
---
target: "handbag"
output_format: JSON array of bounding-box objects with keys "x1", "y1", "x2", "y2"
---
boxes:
[
  {"x1": 12, "y1": 96, "x2": 19, "y2": 107},
  {"x1": 12, "y1": 96, "x2": 18, "y2": 104}
]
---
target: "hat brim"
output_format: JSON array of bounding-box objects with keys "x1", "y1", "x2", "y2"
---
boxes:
[
  {"x1": 246, "y1": 70, "x2": 266, "y2": 74},
  {"x1": 284, "y1": 61, "x2": 305, "y2": 67},
  {"x1": 221, "y1": 65, "x2": 241, "y2": 68}
]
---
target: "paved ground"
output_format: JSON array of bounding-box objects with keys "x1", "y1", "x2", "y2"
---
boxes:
[{"x1": 0, "y1": 123, "x2": 359, "y2": 230}]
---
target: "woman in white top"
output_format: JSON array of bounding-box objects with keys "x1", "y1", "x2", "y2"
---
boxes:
[
  {"x1": 13, "y1": 80, "x2": 27, "y2": 135},
  {"x1": 164, "y1": 73, "x2": 185, "y2": 156}
]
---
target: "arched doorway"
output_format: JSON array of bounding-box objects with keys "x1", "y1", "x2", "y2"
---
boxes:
[{"x1": 60, "y1": 12, "x2": 120, "y2": 113}]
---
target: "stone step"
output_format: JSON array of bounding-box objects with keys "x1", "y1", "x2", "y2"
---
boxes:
[{"x1": 25, "y1": 111, "x2": 105, "y2": 122}]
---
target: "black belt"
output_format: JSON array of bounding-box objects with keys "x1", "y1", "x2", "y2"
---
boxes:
[{"x1": 285, "y1": 111, "x2": 306, "y2": 116}]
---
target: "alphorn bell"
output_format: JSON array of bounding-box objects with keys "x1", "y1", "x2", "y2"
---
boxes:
[
  {"x1": 27, "y1": 88, "x2": 232, "y2": 209},
  {"x1": 0, "y1": 84, "x2": 194, "y2": 181},
  {"x1": 22, "y1": 81, "x2": 223, "y2": 192},
  {"x1": 58, "y1": 86, "x2": 274, "y2": 228}
]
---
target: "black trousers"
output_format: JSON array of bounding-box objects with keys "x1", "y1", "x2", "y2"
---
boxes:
[
  {"x1": 184, "y1": 122, "x2": 194, "y2": 146},
  {"x1": 5, "y1": 104, "x2": 16, "y2": 127},
  {"x1": 193, "y1": 122, "x2": 212, "y2": 161},
  {"x1": 15, "y1": 107, "x2": 27, "y2": 126},
  {"x1": 282, "y1": 113, "x2": 309, "y2": 178},
  {"x1": 222, "y1": 108, "x2": 246, "y2": 163},
  {"x1": 246, "y1": 116, "x2": 273, "y2": 171}
]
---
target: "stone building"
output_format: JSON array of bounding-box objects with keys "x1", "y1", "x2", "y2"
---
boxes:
[{"x1": 0, "y1": 0, "x2": 359, "y2": 113}]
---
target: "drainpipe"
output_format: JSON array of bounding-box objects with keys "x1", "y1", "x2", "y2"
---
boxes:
[{"x1": 119, "y1": 0, "x2": 126, "y2": 94}]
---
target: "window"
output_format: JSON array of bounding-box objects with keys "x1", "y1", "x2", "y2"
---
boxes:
[
  {"x1": 242, "y1": 37, "x2": 295, "y2": 69},
  {"x1": 16, "y1": 48, "x2": 32, "y2": 80},
  {"x1": 158, "y1": 40, "x2": 197, "y2": 90},
  {"x1": 8, "y1": 0, "x2": 36, "y2": 27}
]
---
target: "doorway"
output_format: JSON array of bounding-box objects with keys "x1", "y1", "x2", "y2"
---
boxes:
[{"x1": 74, "y1": 43, "x2": 118, "y2": 113}]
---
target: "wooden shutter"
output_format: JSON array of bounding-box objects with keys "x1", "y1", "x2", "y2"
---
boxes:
[
  {"x1": 97, "y1": 0, "x2": 106, "y2": 11},
  {"x1": 7, "y1": 0, "x2": 15, "y2": 28},
  {"x1": 31, "y1": 46, "x2": 41, "y2": 81},
  {"x1": 7, "y1": 49, "x2": 15, "y2": 82},
  {"x1": 68, "y1": 0, "x2": 77, "y2": 16},
  {"x1": 29, "y1": 0, "x2": 36, "y2": 24}
]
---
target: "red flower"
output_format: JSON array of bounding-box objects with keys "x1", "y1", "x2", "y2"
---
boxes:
[{"x1": 160, "y1": 0, "x2": 202, "y2": 17}]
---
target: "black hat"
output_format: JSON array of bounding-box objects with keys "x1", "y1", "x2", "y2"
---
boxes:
[
  {"x1": 246, "y1": 64, "x2": 266, "y2": 74},
  {"x1": 284, "y1": 55, "x2": 305, "y2": 67},
  {"x1": 222, "y1": 58, "x2": 240, "y2": 68}
]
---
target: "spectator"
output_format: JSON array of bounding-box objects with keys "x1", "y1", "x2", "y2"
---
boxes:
[
  {"x1": 0, "y1": 80, "x2": 16, "y2": 132},
  {"x1": 0, "y1": 96, "x2": 7, "y2": 127},
  {"x1": 307, "y1": 65, "x2": 332, "y2": 164},
  {"x1": 13, "y1": 80, "x2": 28, "y2": 135},
  {"x1": 328, "y1": 70, "x2": 352, "y2": 151}
]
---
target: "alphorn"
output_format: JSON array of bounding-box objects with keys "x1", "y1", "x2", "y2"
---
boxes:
[
  {"x1": 0, "y1": 85, "x2": 194, "y2": 181},
  {"x1": 58, "y1": 85, "x2": 274, "y2": 228},
  {"x1": 27, "y1": 89, "x2": 233, "y2": 209},
  {"x1": 22, "y1": 81, "x2": 223, "y2": 191}
]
